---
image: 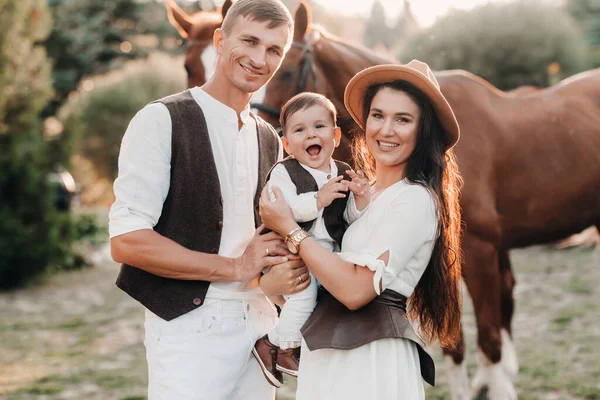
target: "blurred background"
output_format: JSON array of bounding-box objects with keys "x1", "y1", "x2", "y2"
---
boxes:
[{"x1": 0, "y1": 0, "x2": 598, "y2": 399}]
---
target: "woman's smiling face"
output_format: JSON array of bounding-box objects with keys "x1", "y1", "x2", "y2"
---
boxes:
[{"x1": 365, "y1": 87, "x2": 421, "y2": 170}]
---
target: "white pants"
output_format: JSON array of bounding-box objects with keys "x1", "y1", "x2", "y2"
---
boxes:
[
  {"x1": 269, "y1": 274, "x2": 317, "y2": 348},
  {"x1": 144, "y1": 298, "x2": 278, "y2": 400}
]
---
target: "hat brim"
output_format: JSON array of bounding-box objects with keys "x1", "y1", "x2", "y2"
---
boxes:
[{"x1": 344, "y1": 64, "x2": 460, "y2": 150}]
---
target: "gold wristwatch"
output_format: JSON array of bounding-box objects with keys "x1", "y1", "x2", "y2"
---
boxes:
[{"x1": 285, "y1": 228, "x2": 310, "y2": 254}]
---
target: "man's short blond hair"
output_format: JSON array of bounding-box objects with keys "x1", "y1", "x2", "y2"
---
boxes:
[{"x1": 221, "y1": 0, "x2": 293, "y2": 43}]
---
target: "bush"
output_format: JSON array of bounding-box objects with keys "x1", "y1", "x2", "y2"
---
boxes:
[
  {"x1": 42, "y1": 0, "x2": 184, "y2": 117},
  {"x1": 73, "y1": 213, "x2": 108, "y2": 247},
  {"x1": 51, "y1": 212, "x2": 109, "y2": 271},
  {"x1": 567, "y1": 0, "x2": 600, "y2": 68},
  {"x1": 401, "y1": 1, "x2": 589, "y2": 89},
  {"x1": 60, "y1": 53, "x2": 186, "y2": 183},
  {"x1": 0, "y1": 0, "x2": 76, "y2": 289}
]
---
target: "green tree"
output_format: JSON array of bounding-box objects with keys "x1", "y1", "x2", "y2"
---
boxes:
[
  {"x1": 0, "y1": 0, "x2": 73, "y2": 288},
  {"x1": 567, "y1": 0, "x2": 600, "y2": 67},
  {"x1": 392, "y1": 0, "x2": 419, "y2": 40},
  {"x1": 401, "y1": 1, "x2": 589, "y2": 89},
  {"x1": 391, "y1": 0, "x2": 420, "y2": 55},
  {"x1": 43, "y1": 0, "x2": 182, "y2": 117},
  {"x1": 364, "y1": 0, "x2": 392, "y2": 50},
  {"x1": 60, "y1": 54, "x2": 185, "y2": 183}
]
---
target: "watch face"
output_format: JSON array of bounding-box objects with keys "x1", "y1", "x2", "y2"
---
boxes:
[{"x1": 287, "y1": 240, "x2": 298, "y2": 254}]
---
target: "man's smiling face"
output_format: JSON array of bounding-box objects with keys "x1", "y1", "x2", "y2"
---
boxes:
[{"x1": 214, "y1": 16, "x2": 290, "y2": 94}]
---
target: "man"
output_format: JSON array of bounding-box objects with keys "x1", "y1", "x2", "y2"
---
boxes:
[{"x1": 109, "y1": 1, "x2": 309, "y2": 398}]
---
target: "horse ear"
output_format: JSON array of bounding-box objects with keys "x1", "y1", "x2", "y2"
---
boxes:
[
  {"x1": 294, "y1": 1, "x2": 312, "y2": 42},
  {"x1": 221, "y1": 0, "x2": 233, "y2": 20},
  {"x1": 165, "y1": 0, "x2": 193, "y2": 39}
]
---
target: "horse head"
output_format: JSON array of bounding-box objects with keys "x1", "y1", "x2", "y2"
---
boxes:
[
  {"x1": 165, "y1": 0, "x2": 232, "y2": 88},
  {"x1": 256, "y1": 2, "x2": 396, "y2": 161},
  {"x1": 254, "y1": 2, "x2": 334, "y2": 127}
]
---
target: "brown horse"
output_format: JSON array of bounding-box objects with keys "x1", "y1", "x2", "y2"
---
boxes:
[
  {"x1": 165, "y1": 0, "x2": 271, "y2": 110},
  {"x1": 255, "y1": 3, "x2": 600, "y2": 400},
  {"x1": 164, "y1": 0, "x2": 232, "y2": 88},
  {"x1": 165, "y1": 2, "x2": 600, "y2": 398}
]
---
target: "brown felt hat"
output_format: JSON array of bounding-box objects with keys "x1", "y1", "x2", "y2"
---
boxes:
[{"x1": 344, "y1": 60, "x2": 460, "y2": 149}]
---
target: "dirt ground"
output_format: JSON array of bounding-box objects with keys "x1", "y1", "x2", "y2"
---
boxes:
[{"x1": 0, "y1": 244, "x2": 598, "y2": 400}]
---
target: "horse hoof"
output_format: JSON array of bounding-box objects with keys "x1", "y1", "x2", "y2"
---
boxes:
[
  {"x1": 444, "y1": 356, "x2": 471, "y2": 400},
  {"x1": 487, "y1": 363, "x2": 518, "y2": 400},
  {"x1": 500, "y1": 329, "x2": 519, "y2": 379},
  {"x1": 473, "y1": 386, "x2": 488, "y2": 400},
  {"x1": 471, "y1": 351, "x2": 490, "y2": 396}
]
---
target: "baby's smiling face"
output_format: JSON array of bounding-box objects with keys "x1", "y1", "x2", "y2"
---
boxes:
[{"x1": 282, "y1": 105, "x2": 341, "y2": 173}]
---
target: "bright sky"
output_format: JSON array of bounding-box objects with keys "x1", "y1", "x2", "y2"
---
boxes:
[{"x1": 312, "y1": 0, "x2": 545, "y2": 27}]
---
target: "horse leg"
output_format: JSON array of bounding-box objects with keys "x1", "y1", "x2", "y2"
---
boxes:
[
  {"x1": 463, "y1": 235, "x2": 517, "y2": 400},
  {"x1": 442, "y1": 327, "x2": 470, "y2": 400},
  {"x1": 499, "y1": 250, "x2": 519, "y2": 380}
]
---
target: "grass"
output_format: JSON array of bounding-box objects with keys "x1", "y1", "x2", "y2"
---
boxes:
[{"x1": 0, "y1": 245, "x2": 598, "y2": 399}]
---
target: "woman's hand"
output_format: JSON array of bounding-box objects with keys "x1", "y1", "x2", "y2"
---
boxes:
[{"x1": 259, "y1": 185, "x2": 300, "y2": 237}]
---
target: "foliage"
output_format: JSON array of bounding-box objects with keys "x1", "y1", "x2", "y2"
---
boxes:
[
  {"x1": 364, "y1": 0, "x2": 392, "y2": 50},
  {"x1": 53, "y1": 212, "x2": 109, "y2": 271},
  {"x1": 72, "y1": 213, "x2": 107, "y2": 247},
  {"x1": 0, "y1": 0, "x2": 75, "y2": 289},
  {"x1": 43, "y1": 0, "x2": 183, "y2": 117},
  {"x1": 567, "y1": 0, "x2": 600, "y2": 67},
  {"x1": 60, "y1": 53, "x2": 186, "y2": 182},
  {"x1": 568, "y1": 0, "x2": 600, "y2": 45},
  {"x1": 391, "y1": 1, "x2": 420, "y2": 42},
  {"x1": 401, "y1": 1, "x2": 589, "y2": 89}
]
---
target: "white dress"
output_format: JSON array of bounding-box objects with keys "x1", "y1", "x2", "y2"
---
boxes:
[{"x1": 296, "y1": 179, "x2": 438, "y2": 400}]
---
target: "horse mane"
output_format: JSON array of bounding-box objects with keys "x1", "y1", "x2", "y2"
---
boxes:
[
  {"x1": 308, "y1": 24, "x2": 510, "y2": 100},
  {"x1": 311, "y1": 25, "x2": 397, "y2": 66}
]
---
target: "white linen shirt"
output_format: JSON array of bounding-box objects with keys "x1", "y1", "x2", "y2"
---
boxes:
[
  {"x1": 109, "y1": 87, "x2": 283, "y2": 300},
  {"x1": 267, "y1": 159, "x2": 366, "y2": 251}
]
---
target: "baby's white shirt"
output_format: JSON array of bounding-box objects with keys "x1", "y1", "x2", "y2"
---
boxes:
[{"x1": 267, "y1": 158, "x2": 366, "y2": 251}]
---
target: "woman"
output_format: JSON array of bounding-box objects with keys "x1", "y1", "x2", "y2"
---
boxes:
[{"x1": 259, "y1": 60, "x2": 463, "y2": 399}]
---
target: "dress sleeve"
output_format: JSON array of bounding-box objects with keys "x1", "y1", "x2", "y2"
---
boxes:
[
  {"x1": 109, "y1": 103, "x2": 172, "y2": 238},
  {"x1": 267, "y1": 164, "x2": 322, "y2": 223},
  {"x1": 343, "y1": 192, "x2": 369, "y2": 224},
  {"x1": 338, "y1": 185, "x2": 438, "y2": 295}
]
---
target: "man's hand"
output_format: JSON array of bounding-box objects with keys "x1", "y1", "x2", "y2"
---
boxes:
[
  {"x1": 260, "y1": 256, "x2": 310, "y2": 296},
  {"x1": 234, "y1": 225, "x2": 289, "y2": 284},
  {"x1": 316, "y1": 175, "x2": 349, "y2": 210}
]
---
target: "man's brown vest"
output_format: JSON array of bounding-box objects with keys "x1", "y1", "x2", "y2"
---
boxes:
[
  {"x1": 115, "y1": 90, "x2": 280, "y2": 321},
  {"x1": 268, "y1": 157, "x2": 352, "y2": 248}
]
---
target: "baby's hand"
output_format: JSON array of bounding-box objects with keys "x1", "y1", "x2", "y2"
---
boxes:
[
  {"x1": 347, "y1": 169, "x2": 370, "y2": 212},
  {"x1": 347, "y1": 170, "x2": 370, "y2": 199},
  {"x1": 316, "y1": 175, "x2": 349, "y2": 210}
]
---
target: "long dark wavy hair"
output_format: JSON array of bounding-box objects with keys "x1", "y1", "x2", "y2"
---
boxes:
[{"x1": 353, "y1": 80, "x2": 463, "y2": 349}]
